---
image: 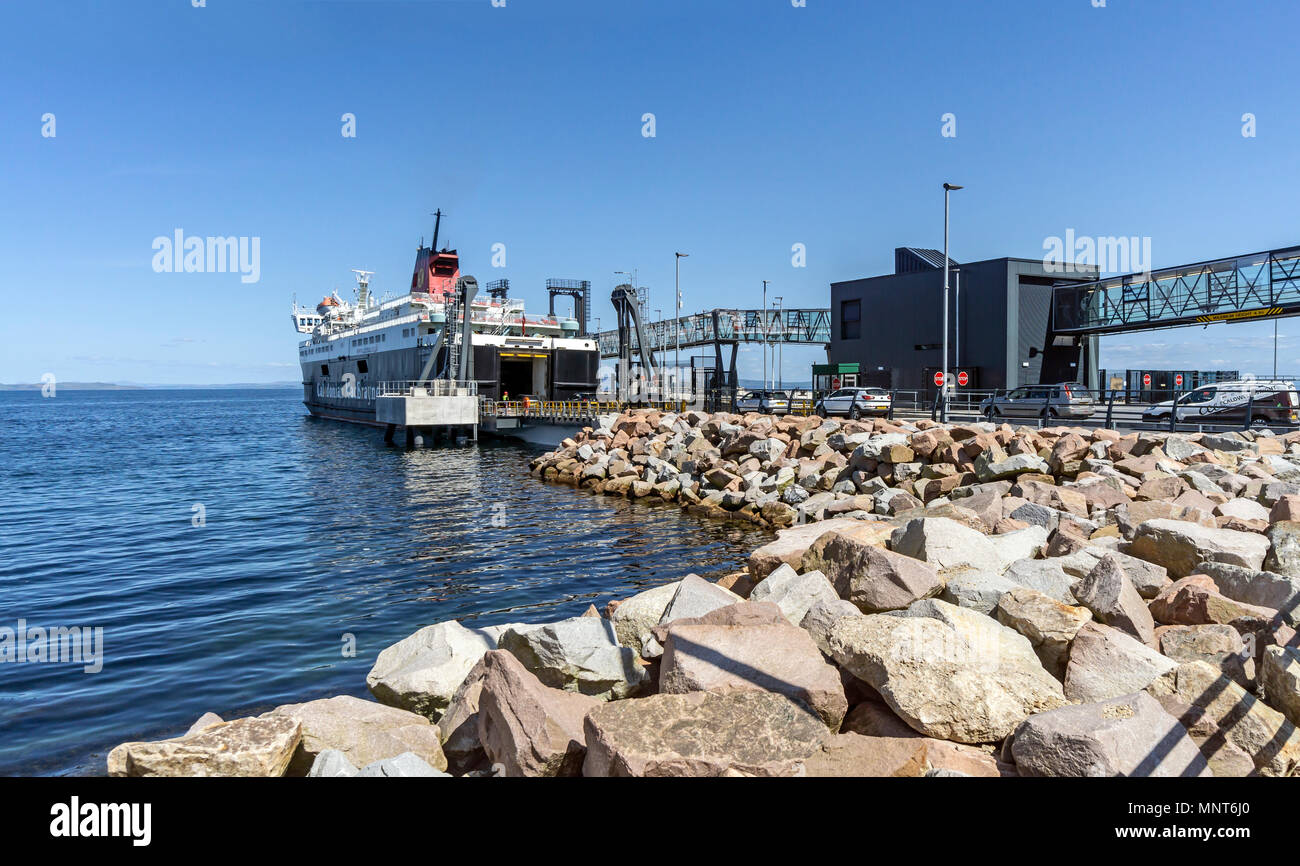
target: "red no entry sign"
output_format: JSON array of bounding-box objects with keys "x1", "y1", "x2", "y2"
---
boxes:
[
  {"x1": 1175, "y1": 374, "x2": 1184, "y2": 387},
  {"x1": 957, "y1": 371, "x2": 969, "y2": 386},
  {"x1": 1143, "y1": 373, "x2": 1152, "y2": 387},
  {"x1": 933, "y1": 371, "x2": 945, "y2": 387}
]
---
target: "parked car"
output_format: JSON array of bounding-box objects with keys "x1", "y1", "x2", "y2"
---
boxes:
[
  {"x1": 816, "y1": 387, "x2": 892, "y2": 419},
  {"x1": 736, "y1": 389, "x2": 791, "y2": 415},
  {"x1": 979, "y1": 382, "x2": 1095, "y2": 420},
  {"x1": 1142, "y1": 379, "x2": 1299, "y2": 427}
]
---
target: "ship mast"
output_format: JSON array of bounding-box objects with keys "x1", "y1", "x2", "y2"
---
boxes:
[
  {"x1": 351, "y1": 269, "x2": 374, "y2": 308},
  {"x1": 430, "y1": 209, "x2": 443, "y2": 252}
]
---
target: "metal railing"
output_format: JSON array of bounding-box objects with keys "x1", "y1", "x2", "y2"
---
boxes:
[
  {"x1": 891, "y1": 385, "x2": 1300, "y2": 434},
  {"x1": 471, "y1": 387, "x2": 1297, "y2": 434},
  {"x1": 480, "y1": 398, "x2": 695, "y2": 421},
  {"x1": 378, "y1": 380, "x2": 478, "y2": 397}
]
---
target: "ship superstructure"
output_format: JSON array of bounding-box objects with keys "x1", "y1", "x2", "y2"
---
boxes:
[{"x1": 293, "y1": 213, "x2": 599, "y2": 424}]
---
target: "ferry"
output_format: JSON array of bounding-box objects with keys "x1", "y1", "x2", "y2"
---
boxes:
[{"x1": 292, "y1": 213, "x2": 600, "y2": 426}]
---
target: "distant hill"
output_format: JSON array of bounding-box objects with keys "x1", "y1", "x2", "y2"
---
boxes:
[
  {"x1": 0, "y1": 382, "x2": 142, "y2": 391},
  {"x1": 737, "y1": 378, "x2": 811, "y2": 389},
  {"x1": 0, "y1": 381, "x2": 299, "y2": 391}
]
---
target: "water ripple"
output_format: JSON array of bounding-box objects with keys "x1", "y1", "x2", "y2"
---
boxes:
[{"x1": 0, "y1": 390, "x2": 768, "y2": 775}]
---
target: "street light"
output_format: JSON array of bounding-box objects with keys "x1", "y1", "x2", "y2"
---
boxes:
[
  {"x1": 942, "y1": 183, "x2": 963, "y2": 423},
  {"x1": 953, "y1": 267, "x2": 961, "y2": 370},
  {"x1": 675, "y1": 252, "x2": 688, "y2": 399},
  {"x1": 762, "y1": 280, "x2": 770, "y2": 391}
]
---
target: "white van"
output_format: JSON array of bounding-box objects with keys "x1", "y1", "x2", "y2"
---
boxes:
[{"x1": 1142, "y1": 379, "x2": 1299, "y2": 427}]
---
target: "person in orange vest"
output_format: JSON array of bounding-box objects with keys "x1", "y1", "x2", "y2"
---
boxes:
[{"x1": 523, "y1": 395, "x2": 531, "y2": 413}]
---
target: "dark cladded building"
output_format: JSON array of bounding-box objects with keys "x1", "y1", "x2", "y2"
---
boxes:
[{"x1": 829, "y1": 248, "x2": 1100, "y2": 397}]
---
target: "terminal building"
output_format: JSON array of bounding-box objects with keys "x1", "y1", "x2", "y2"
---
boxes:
[{"x1": 828, "y1": 248, "x2": 1100, "y2": 398}]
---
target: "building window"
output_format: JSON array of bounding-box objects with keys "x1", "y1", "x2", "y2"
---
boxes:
[{"x1": 841, "y1": 300, "x2": 861, "y2": 340}]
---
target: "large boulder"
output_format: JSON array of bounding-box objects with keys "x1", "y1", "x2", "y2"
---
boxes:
[
  {"x1": 976, "y1": 451, "x2": 1050, "y2": 482},
  {"x1": 747, "y1": 564, "x2": 840, "y2": 625},
  {"x1": 1063, "y1": 622, "x2": 1178, "y2": 703},
  {"x1": 357, "y1": 752, "x2": 451, "y2": 777},
  {"x1": 647, "y1": 599, "x2": 788, "y2": 646},
  {"x1": 657, "y1": 574, "x2": 745, "y2": 627},
  {"x1": 1151, "y1": 694, "x2": 1257, "y2": 778},
  {"x1": 940, "y1": 569, "x2": 1022, "y2": 615},
  {"x1": 582, "y1": 691, "x2": 827, "y2": 777},
  {"x1": 1002, "y1": 558, "x2": 1079, "y2": 604},
  {"x1": 890, "y1": 517, "x2": 1003, "y2": 575},
  {"x1": 1147, "y1": 574, "x2": 1278, "y2": 627},
  {"x1": 747, "y1": 518, "x2": 868, "y2": 579},
  {"x1": 1158, "y1": 624, "x2": 1253, "y2": 689},
  {"x1": 1096, "y1": 550, "x2": 1171, "y2": 599},
  {"x1": 107, "y1": 715, "x2": 301, "y2": 777},
  {"x1": 498, "y1": 615, "x2": 649, "y2": 700},
  {"x1": 1128, "y1": 519, "x2": 1270, "y2": 577},
  {"x1": 1009, "y1": 691, "x2": 1211, "y2": 777},
  {"x1": 267, "y1": 694, "x2": 447, "y2": 775},
  {"x1": 799, "y1": 597, "x2": 864, "y2": 654},
  {"x1": 659, "y1": 620, "x2": 848, "y2": 729},
  {"x1": 307, "y1": 749, "x2": 359, "y2": 777},
  {"x1": 1072, "y1": 554, "x2": 1158, "y2": 648},
  {"x1": 608, "y1": 581, "x2": 680, "y2": 656},
  {"x1": 436, "y1": 656, "x2": 490, "y2": 774},
  {"x1": 826, "y1": 602, "x2": 1067, "y2": 743},
  {"x1": 476, "y1": 650, "x2": 599, "y2": 777},
  {"x1": 366, "y1": 619, "x2": 502, "y2": 720},
  {"x1": 803, "y1": 732, "x2": 1008, "y2": 777},
  {"x1": 1146, "y1": 660, "x2": 1300, "y2": 776},
  {"x1": 1196, "y1": 562, "x2": 1300, "y2": 627},
  {"x1": 1265, "y1": 521, "x2": 1300, "y2": 577},
  {"x1": 995, "y1": 587, "x2": 1093, "y2": 679},
  {"x1": 1260, "y1": 646, "x2": 1300, "y2": 727},
  {"x1": 988, "y1": 526, "x2": 1050, "y2": 571},
  {"x1": 804, "y1": 529, "x2": 942, "y2": 613}
]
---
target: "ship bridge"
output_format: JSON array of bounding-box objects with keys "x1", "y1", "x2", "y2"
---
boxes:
[{"x1": 1051, "y1": 243, "x2": 1300, "y2": 336}]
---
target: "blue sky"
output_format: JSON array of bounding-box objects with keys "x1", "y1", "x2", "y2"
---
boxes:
[{"x1": 3, "y1": 0, "x2": 1300, "y2": 385}]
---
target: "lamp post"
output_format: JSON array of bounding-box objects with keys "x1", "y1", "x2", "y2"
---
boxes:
[
  {"x1": 953, "y1": 267, "x2": 961, "y2": 370},
  {"x1": 942, "y1": 183, "x2": 963, "y2": 423},
  {"x1": 762, "y1": 280, "x2": 769, "y2": 391},
  {"x1": 675, "y1": 252, "x2": 688, "y2": 400}
]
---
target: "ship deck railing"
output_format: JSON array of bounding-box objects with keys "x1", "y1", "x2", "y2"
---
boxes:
[
  {"x1": 481, "y1": 399, "x2": 698, "y2": 421},
  {"x1": 378, "y1": 380, "x2": 479, "y2": 397}
]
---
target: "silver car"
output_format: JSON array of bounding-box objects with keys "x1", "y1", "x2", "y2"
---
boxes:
[
  {"x1": 736, "y1": 389, "x2": 791, "y2": 415},
  {"x1": 980, "y1": 382, "x2": 1095, "y2": 421},
  {"x1": 816, "y1": 387, "x2": 892, "y2": 419}
]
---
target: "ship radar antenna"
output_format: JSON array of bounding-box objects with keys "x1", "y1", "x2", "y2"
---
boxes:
[{"x1": 352, "y1": 269, "x2": 375, "y2": 308}]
